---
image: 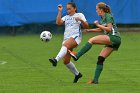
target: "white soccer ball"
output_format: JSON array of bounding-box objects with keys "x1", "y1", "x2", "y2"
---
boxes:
[{"x1": 40, "y1": 31, "x2": 52, "y2": 42}]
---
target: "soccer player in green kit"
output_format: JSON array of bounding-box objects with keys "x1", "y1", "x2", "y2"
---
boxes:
[{"x1": 69, "y1": 2, "x2": 121, "y2": 84}]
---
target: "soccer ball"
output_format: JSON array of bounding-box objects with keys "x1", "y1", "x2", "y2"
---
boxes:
[{"x1": 40, "y1": 31, "x2": 52, "y2": 42}]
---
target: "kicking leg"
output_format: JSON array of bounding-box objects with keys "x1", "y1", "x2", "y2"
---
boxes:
[{"x1": 69, "y1": 35, "x2": 112, "y2": 61}]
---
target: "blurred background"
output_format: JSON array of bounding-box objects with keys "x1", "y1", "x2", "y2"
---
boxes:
[{"x1": 0, "y1": 0, "x2": 139, "y2": 35}]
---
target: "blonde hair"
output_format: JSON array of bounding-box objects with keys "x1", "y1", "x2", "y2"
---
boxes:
[{"x1": 97, "y1": 2, "x2": 111, "y2": 13}]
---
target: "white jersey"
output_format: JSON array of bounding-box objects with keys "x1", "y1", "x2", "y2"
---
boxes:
[{"x1": 62, "y1": 13, "x2": 87, "y2": 40}]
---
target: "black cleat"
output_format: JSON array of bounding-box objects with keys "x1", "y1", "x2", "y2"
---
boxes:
[
  {"x1": 49, "y1": 58, "x2": 57, "y2": 67},
  {"x1": 73, "y1": 73, "x2": 83, "y2": 83},
  {"x1": 68, "y1": 50, "x2": 78, "y2": 61}
]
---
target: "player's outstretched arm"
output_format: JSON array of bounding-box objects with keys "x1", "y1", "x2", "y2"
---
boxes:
[{"x1": 83, "y1": 28, "x2": 102, "y2": 33}]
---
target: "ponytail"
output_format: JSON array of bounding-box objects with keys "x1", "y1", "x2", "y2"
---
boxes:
[
  {"x1": 97, "y1": 2, "x2": 111, "y2": 14},
  {"x1": 104, "y1": 5, "x2": 111, "y2": 13}
]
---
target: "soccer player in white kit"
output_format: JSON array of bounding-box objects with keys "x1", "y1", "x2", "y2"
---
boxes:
[{"x1": 49, "y1": 2, "x2": 88, "y2": 83}]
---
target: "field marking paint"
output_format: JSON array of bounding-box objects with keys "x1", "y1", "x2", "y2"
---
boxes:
[{"x1": 0, "y1": 61, "x2": 7, "y2": 65}]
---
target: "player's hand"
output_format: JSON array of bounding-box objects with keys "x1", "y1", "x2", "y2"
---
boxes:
[
  {"x1": 94, "y1": 20, "x2": 99, "y2": 26},
  {"x1": 58, "y1": 4, "x2": 63, "y2": 12},
  {"x1": 83, "y1": 29, "x2": 90, "y2": 33},
  {"x1": 75, "y1": 17, "x2": 82, "y2": 22}
]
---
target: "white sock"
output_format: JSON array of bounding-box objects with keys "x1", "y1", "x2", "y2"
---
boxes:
[
  {"x1": 66, "y1": 62, "x2": 79, "y2": 75},
  {"x1": 55, "y1": 46, "x2": 67, "y2": 62}
]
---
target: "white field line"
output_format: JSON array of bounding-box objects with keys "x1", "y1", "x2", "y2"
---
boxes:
[{"x1": 0, "y1": 61, "x2": 7, "y2": 65}]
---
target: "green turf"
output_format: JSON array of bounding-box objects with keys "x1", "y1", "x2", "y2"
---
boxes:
[{"x1": 0, "y1": 32, "x2": 140, "y2": 93}]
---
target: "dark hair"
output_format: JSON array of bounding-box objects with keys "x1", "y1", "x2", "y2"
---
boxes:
[
  {"x1": 97, "y1": 2, "x2": 111, "y2": 13},
  {"x1": 67, "y1": 2, "x2": 77, "y2": 12}
]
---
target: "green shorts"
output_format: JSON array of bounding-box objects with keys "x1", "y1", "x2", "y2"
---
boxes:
[{"x1": 105, "y1": 35, "x2": 121, "y2": 50}]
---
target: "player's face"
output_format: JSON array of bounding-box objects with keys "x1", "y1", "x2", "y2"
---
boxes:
[
  {"x1": 96, "y1": 6, "x2": 102, "y2": 16},
  {"x1": 66, "y1": 4, "x2": 76, "y2": 15}
]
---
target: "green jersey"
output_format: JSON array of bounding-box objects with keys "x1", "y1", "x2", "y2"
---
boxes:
[{"x1": 100, "y1": 13, "x2": 120, "y2": 37}]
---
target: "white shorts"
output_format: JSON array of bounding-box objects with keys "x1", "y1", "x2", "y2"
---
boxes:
[{"x1": 62, "y1": 35, "x2": 82, "y2": 45}]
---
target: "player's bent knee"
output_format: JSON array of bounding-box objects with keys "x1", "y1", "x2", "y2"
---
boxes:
[
  {"x1": 63, "y1": 60, "x2": 70, "y2": 65},
  {"x1": 62, "y1": 45, "x2": 69, "y2": 49},
  {"x1": 63, "y1": 44, "x2": 72, "y2": 50},
  {"x1": 88, "y1": 38, "x2": 95, "y2": 44},
  {"x1": 97, "y1": 56, "x2": 105, "y2": 65}
]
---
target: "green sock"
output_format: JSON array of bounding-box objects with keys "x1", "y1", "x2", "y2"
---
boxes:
[
  {"x1": 93, "y1": 65, "x2": 103, "y2": 83},
  {"x1": 76, "y1": 42, "x2": 92, "y2": 59}
]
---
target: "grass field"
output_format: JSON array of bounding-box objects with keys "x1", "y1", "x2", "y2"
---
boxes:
[{"x1": 0, "y1": 32, "x2": 140, "y2": 93}]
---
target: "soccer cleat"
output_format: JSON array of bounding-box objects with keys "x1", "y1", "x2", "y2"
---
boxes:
[
  {"x1": 73, "y1": 72, "x2": 83, "y2": 83},
  {"x1": 68, "y1": 50, "x2": 78, "y2": 61},
  {"x1": 49, "y1": 58, "x2": 57, "y2": 67},
  {"x1": 87, "y1": 80, "x2": 98, "y2": 84}
]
